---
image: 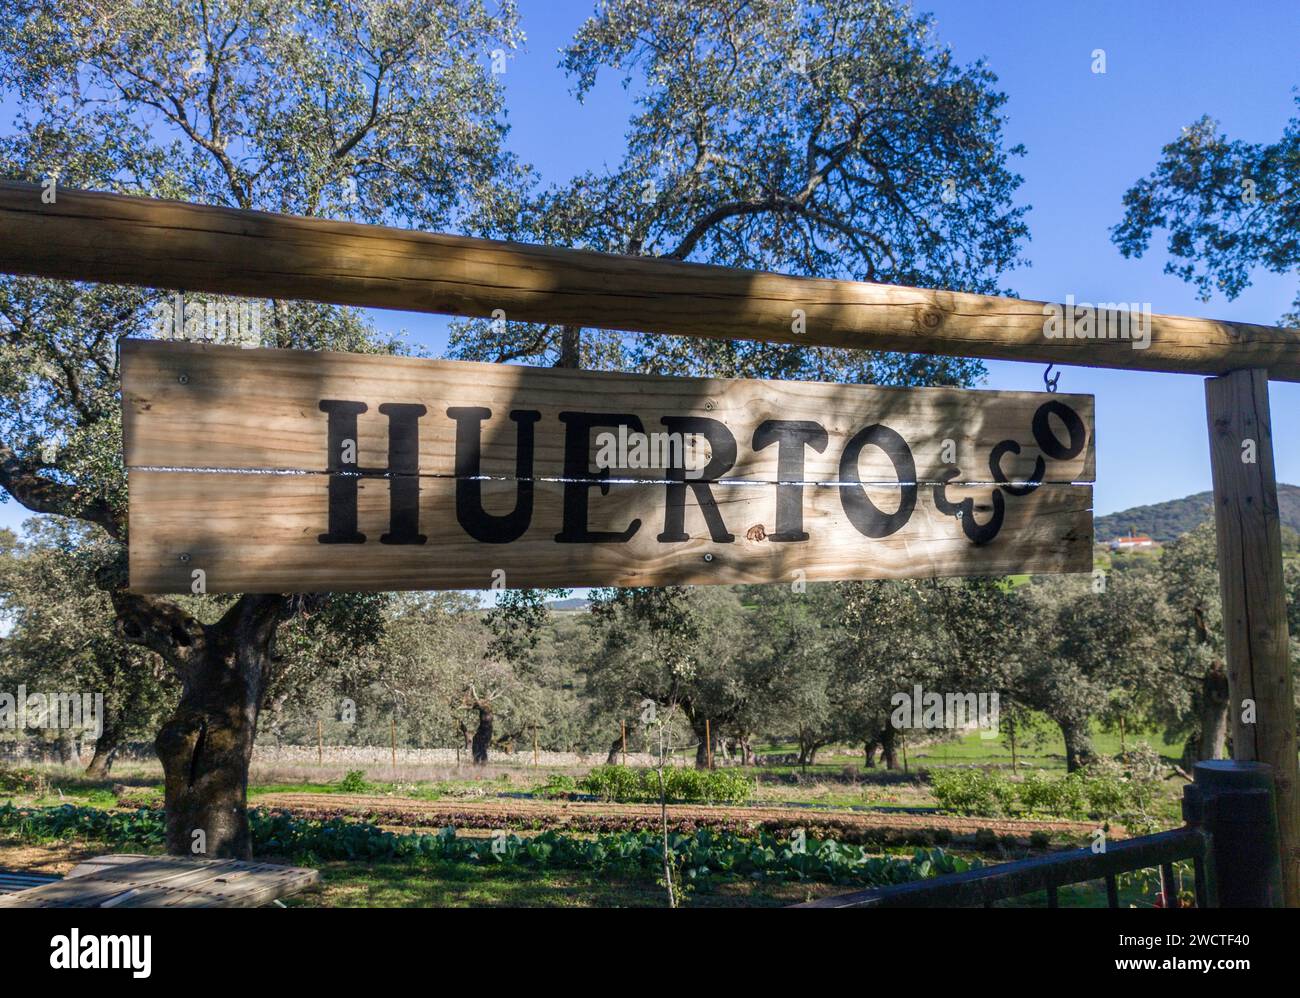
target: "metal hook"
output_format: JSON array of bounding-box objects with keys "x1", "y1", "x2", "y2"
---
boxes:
[{"x1": 1043, "y1": 363, "x2": 1060, "y2": 393}]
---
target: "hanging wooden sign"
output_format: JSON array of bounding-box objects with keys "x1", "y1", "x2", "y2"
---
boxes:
[{"x1": 121, "y1": 340, "x2": 1094, "y2": 593}]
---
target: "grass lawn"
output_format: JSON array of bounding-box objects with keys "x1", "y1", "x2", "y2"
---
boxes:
[
  {"x1": 283, "y1": 859, "x2": 844, "y2": 907},
  {"x1": 911, "y1": 721, "x2": 1185, "y2": 771},
  {"x1": 754, "y1": 713, "x2": 1185, "y2": 777},
  {"x1": 284, "y1": 861, "x2": 1180, "y2": 908}
]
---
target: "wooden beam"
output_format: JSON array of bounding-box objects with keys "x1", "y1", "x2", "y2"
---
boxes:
[
  {"x1": 2, "y1": 182, "x2": 1297, "y2": 381},
  {"x1": 1205, "y1": 368, "x2": 1299, "y2": 906}
]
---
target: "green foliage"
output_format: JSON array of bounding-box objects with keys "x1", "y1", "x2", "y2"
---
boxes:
[
  {"x1": 0, "y1": 802, "x2": 970, "y2": 888},
  {"x1": 484, "y1": 588, "x2": 572, "y2": 667},
  {"x1": 0, "y1": 803, "x2": 167, "y2": 847},
  {"x1": 0, "y1": 518, "x2": 177, "y2": 765},
  {"x1": 928, "y1": 769, "x2": 1017, "y2": 817},
  {"x1": 452, "y1": 0, "x2": 1024, "y2": 382},
  {"x1": 580, "y1": 764, "x2": 643, "y2": 802},
  {"x1": 0, "y1": 767, "x2": 49, "y2": 796},
  {"x1": 1017, "y1": 771, "x2": 1088, "y2": 817},
  {"x1": 835, "y1": 578, "x2": 1027, "y2": 764},
  {"x1": 580, "y1": 765, "x2": 755, "y2": 805},
  {"x1": 932, "y1": 765, "x2": 1160, "y2": 824},
  {"x1": 534, "y1": 773, "x2": 578, "y2": 799},
  {"x1": 1112, "y1": 104, "x2": 1300, "y2": 323},
  {"x1": 337, "y1": 770, "x2": 372, "y2": 794}
]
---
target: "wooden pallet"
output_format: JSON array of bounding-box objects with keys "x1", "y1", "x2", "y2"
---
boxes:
[{"x1": 0, "y1": 854, "x2": 318, "y2": 908}]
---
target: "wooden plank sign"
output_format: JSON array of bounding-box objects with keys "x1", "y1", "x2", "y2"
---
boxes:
[{"x1": 121, "y1": 340, "x2": 1094, "y2": 593}]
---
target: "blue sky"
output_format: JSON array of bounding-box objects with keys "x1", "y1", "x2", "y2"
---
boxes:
[
  {"x1": 0, "y1": 0, "x2": 1297, "y2": 537},
  {"x1": 363, "y1": 0, "x2": 1300, "y2": 519}
]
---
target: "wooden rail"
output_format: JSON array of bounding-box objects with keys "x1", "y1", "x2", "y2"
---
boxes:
[
  {"x1": 794, "y1": 827, "x2": 1214, "y2": 908},
  {"x1": 1, "y1": 182, "x2": 1297, "y2": 381}
]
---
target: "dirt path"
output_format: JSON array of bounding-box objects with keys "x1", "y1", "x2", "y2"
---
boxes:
[
  {"x1": 255, "y1": 792, "x2": 1121, "y2": 845},
  {"x1": 0, "y1": 839, "x2": 106, "y2": 876}
]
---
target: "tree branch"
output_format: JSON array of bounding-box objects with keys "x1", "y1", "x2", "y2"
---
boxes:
[{"x1": 0, "y1": 438, "x2": 122, "y2": 539}]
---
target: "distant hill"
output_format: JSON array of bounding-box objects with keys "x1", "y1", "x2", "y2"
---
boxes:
[
  {"x1": 545, "y1": 598, "x2": 591, "y2": 612},
  {"x1": 1096, "y1": 484, "x2": 1300, "y2": 543}
]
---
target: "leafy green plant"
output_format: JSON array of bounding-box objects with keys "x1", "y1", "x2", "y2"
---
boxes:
[
  {"x1": 929, "y1": 769, "x2": 1015, "y2": 816},
  {"x1": 935, "y1": 763, "x2": 1161, "y2": 825},
  {"x1": 0, "y1": 802, "x2": 970, "y2": 889},
  {"x1": 1017, "y1": 771, "x2": 1087, "y2": 818},
  {"x1": 534, "y1": 773, "x2": 578, "y2": 799},
  {"x1": 337, "y1": 770, "x2": 372, "y2": 794},
  {"x1": 578, "y1": 766, "x2": 754, "y2": 805},
  {"x1": 0, "y1": 767, "x2": 50, "y2": 797}
]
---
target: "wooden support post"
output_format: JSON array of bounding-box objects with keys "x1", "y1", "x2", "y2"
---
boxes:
[
  {"x1": 390, "y1": 716, "x2": 397, "y2": 782},
  {"x1": 1205, "y1": 368, "x2": 1299, "y2": 906},
  {"x1": 706, "y1": 719, "x2": 713, "y2": 770},
  {"x1": 533, "y1": 726, "x2": 539, "y2": 767},
  {"x1": 621, "y1": 720, "x2": 627, "y2": 767},
  {"x1": 317, "y1": 718, "x2": 323, "y2": 767}
]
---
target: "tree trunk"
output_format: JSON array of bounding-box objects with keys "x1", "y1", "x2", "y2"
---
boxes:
[
  {"x1": 84, "y1": 736, "x2": 120, "y2": 779},
  {"x1": 84, "y1": 694, "x2": 126, "y2": 778},
  {"x1": 863, "y1": 740, "x2": 879, "y2": 769},
  {"x1": 880, "y1": 726, "x2": 899, "y2": 770},
  {"x1": 116, "y1": 591, "x2": 285, "y2": 860},
  {"x1": 156, "y1": 663, "x2": 258, "y2": 860},
  {"x1": 1059, "y1": 720, "x2": 1095, "y2": 773},
  {"x1": 557, "y1": 325, "x2": 581, "y2": 368},
  {"x1": 471, "y1": 703, "x2": 493, "y2": 764},
  {"x1": 56, "y1": 730, "x2": 80, "y2": 766},
  {"x1": 694, "y1": 728, "x2": 711, "y2": 769},
  {"x1": 1196, "y1": 664, "x2": 1230, "y2": 761},
  {"x1": 799, "y1": 741, "x2": 824, "y2": 766},
  {"x1": 684, "y1": 708, "x2": 712, "y2": 769},
  {"x1": 606, "y1": 732, "x2": 624, "y2": 766}
]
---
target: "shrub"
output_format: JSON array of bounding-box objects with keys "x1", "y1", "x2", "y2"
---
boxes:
[
  {"x1": 1017, "y1": 771, "x2": 1086, "y2": 818},
  {"x1": 1080, "y1": 771, "x2": 1130, "y2": 816},
  {"x1": 0, "y1": 767, "x2": 49, "y2": 796},
  {"x1": 929, "y1": 769, "x2": 1014, "y2": 816},
  {"x1": 578, "y1": 765, "x2": 754, "y2": 805},
  {"x1": 672, "y1": 767, "x2": 754, "y2": 805},
  {"x1": 337, "y1": 770, "x2": 372, "y2": 794},
  {"x1": 535, "y1": 773, "x2": 578, "y2": 799},
  {"x1": 929, "y1": 759, "x2": 1166, "y2": 824},
  {"x1": 580, "y1": 765, "x2": 643, "y2": 802}
]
